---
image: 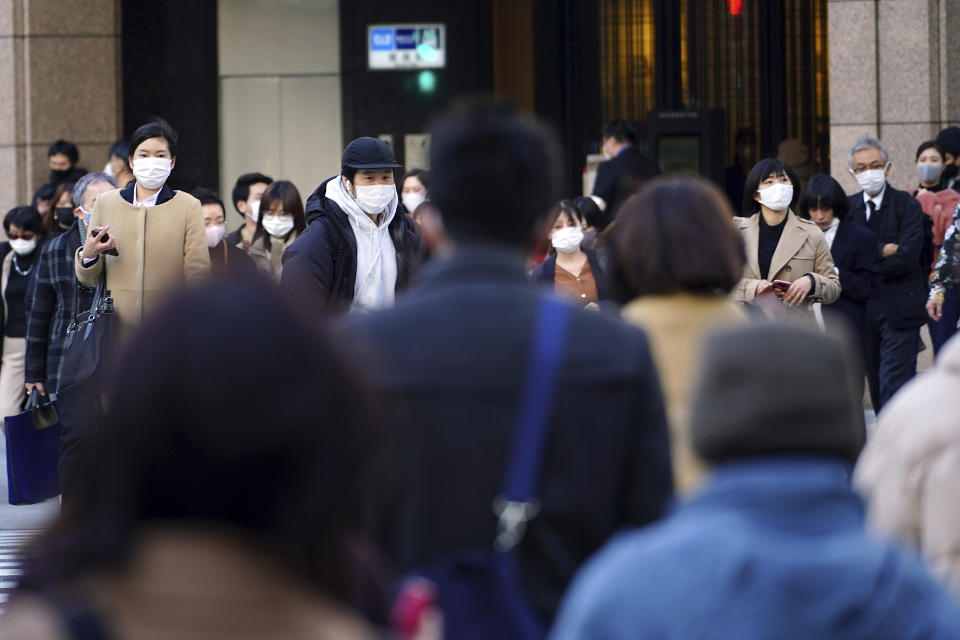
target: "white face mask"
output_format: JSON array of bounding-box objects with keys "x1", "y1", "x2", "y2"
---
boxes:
[
  {"x1": 552, "y1": 226, "x2": 584, "y2": 253},
  {"x1": 354, "y1": 184, "x2": 396, "y2": 215},
  {"x1": 247, "y1": 199, "x2": 261, "y2": 222},
  {"x1": 263, "y1": 215, "x2": 294, "y2": 238},
  {"x1": 205, "y1": 224, "x2": 226, "y2": 248},
  {"x1": 103, "y1": 161, "x2": 114, "y2": 177},
  {"x1": 756, "y1": 182, "x2": 794, "y2": 211},
  {"x1": 852, "y1": 166, "x2": 887, "y2": 197},
  {"x1": 132, "y1": 157, "x2": 172, "y2": 190},
  {"x1": 10, "y1": 238, "x2": 37, "y2": 255},
  {"x1": 917, "y1": 163, "x2": 942, "y2": 184},
  {"x1": 402, "y1": 192, "x2": 426, "y2": 213}
]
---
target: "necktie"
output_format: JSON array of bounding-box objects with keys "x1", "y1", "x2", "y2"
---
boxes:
[{"x1": 867, "y1": 200, "x2": 876, "y2": 222}]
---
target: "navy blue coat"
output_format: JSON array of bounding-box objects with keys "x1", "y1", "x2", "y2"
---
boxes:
[
  {"x1": 531, "y1": 248, "x2": 610, "y2": 302},
  {"x1": 344, "y1": 245, "x2": 672, "y2": 624},
  {"x1": 553, "y1": 458, "x2": 960, "y2": 639},
  {"x1": 823, "y1": 220, "x2": 881, "y2": 335},
  {"x1": 848, "y1": 185, "x2": 927, "y2": 328}
]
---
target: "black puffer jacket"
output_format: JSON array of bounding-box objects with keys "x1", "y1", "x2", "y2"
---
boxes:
[{"x1": 281, "y1": 176, "x2": 420, "y2": 315}]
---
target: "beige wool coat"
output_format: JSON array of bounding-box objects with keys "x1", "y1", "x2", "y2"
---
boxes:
[
  {"x1": 75, "y1": 189, "x2": 210, "y2": 332},
  {"x1": 855, "y1": 335, "x2": 960, "y2": 599},
  {"x1": 732, "y1": 210, "x2": 841, "y2": 312}
]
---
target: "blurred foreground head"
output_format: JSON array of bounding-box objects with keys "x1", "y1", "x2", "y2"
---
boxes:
[
  {"x1": 691, "y1": 323, "x2": 865, "y2": 465},
  {"x1": 28, "y1": 276, "x2": 378, "y2": 596},
  {"x1": 610, "y1": 176, "x2": 745, "y2": 302},
  {"x1": 428, "y1": 98, "x2": 561, "y2": 248}
]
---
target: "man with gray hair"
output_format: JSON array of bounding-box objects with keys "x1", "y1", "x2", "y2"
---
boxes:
[
  {"x1": 25, "y1": 171, "x2": 116, "y2": 503},
  {"x1": 846, "y1": 136, "x2": 928, "y2": 411}
]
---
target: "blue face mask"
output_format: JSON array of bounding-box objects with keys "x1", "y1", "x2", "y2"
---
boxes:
[{"x1": 82, "y1": 209, "x2": 92, "y2": 227}]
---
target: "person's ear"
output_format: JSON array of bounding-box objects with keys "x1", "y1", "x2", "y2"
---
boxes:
[
  {"x1": 753, "y1": 190, "x2": 761, "y2": 202},
  {"x1": 884, "y1": 162, "x2": 892, "y2": 177},
  {"x1": 169, "y1": 157, "x2": 176, "y2": 171},
  {"x1": 236, "y1": 200, "x2": 247, "y2": 214},
  {"x1": 73, "y1": 207, "x2": 84, "y2": 219}
]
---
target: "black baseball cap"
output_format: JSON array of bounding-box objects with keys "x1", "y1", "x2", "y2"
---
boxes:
[{"x1": 341, "y1": 137, "x2": 402, "y2": 170}]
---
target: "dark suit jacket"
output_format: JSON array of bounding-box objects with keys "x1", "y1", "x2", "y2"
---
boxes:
[
  {"x1": 824, "y1": 220, "x2": 881, "y2": 336},
  {"x1": 848, "y1": 185, "x2": 927, "y2": 328},
  {"x1": 344, "y1": 245, "x2": 673, "y2": 624},
  {"x1": 592, "y1": 147, "x2": 660, "y2": 220}
]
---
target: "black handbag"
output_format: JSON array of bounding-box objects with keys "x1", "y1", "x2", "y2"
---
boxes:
[{"x1": 57, "y1": 261, "x2": 116, "y2": 398}]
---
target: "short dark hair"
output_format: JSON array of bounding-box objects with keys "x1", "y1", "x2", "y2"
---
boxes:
[
  {"x1": 797, "y1": 174, "x2": 850, "y2": 222},
  {"x1": 231, "y1": 172, "x2": 273, "y2": 214},
  {"x1": 936, "y1": 126, "x2": 960, "y2": 158},
  {"x1": 429, "y1": 99, "x2": 560, "y2": 247},
  {"x1": 742, "y1": 158, "x2": 800, "y2": 216},
  {"x1": 401, "y1": 169, "x2": 431, "y2": 192},
  {"x1": 573, "y1": 196, "x2": 606, "y2": 231},
  {"x1": 107, "y1": 139, "x2": 128, "y2": 160},
  {"x1": 254, "y1": 180, "x2": 307, "y2": 249},
  {"x1": 540, "y1": 200, "x2": 581, "y2": 254},
  {"x1": 17, "y1": 278, "x2": 380, "y2": 604},
  {"x1": 4, "y1": 205, "x2": 47, "y2": 240},
  {"x1": 128, "y1": 117, "x2": 178, "y2": 159},
  {"x1": 915, "y1": 140, "x2": 944, "y2": 162},
  {"x1": 611, "y1": 176, "x2": 745, "y2": 300},
  {"x1": 191, "y1": 187, "x2": 225, "y2": 215},
  {"x1": 48, "y1": 139, "x2": 79, "y2": 164},
  {"x1": 342, "y1": 166, "x2": 358, "y2": 183},
  {"x1": 603, "y1": 120, "x2": 637, "y2": 145}
]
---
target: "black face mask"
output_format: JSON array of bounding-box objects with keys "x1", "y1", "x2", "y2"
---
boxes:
[
  {"x1": 49, "y1": 168, "x2": 71, "y2": 184},
  {"x1": 55, "y1": 206, "x2": 75, "y2": 228}
]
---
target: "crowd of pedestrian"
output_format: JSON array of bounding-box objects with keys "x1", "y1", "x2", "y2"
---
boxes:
[{"x1": 0, "y1": 101, "x2": 959, "y2": 638}]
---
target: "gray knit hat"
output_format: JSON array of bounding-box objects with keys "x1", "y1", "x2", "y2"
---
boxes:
[{"x1": 690, "y1": 323, "x2": 866, "y2": 465}]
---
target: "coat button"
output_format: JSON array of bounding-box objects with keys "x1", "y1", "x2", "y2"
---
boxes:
[{"x1": 784, "y1": 265, "x2": 792, "y2": 271}]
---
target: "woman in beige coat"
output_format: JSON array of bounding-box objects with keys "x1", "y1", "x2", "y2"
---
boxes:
[
  {"x1": 247, "y1": 180, "x2": 306, "y2": 282},
  {"x1": 732, "y1": 158, "x2": 840, "y2": 318},
  {"x1": 612, "y1": 177, "x2": 749, "y2": 493},
  {"x1": 76, "y1": 119, "x2": 209, "y2": 333},
  {"x1": 855, "y1": 334, "x2": 960, "y2": 599}
]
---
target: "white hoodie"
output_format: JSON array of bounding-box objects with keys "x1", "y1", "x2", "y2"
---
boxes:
[{"x1": 326, "y1": 176, "x2": 398, "y2": 312}]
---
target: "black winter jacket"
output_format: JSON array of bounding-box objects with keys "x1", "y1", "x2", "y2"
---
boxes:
[{"x1": 281, "y1": 176, "x2": 420, "y2": 315}]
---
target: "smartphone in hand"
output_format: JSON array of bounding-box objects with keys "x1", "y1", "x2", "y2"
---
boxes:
[
  {"x1": 92, "y1": 227, "x2": 119, "y2": 257},
  {"x1": 771, "y1": 280, "x2": 791, "y2": 299}
]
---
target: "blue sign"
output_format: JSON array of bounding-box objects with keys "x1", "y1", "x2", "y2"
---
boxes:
[
  {"x1": 370, "y1": 28, "x2": 394, "y2": 51},
  {"x1": 395, "y1": 28, "x2": 417, "y2": 50}
]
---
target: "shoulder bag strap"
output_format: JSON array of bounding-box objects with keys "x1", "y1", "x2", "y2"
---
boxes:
[{"x1": 494, "y1": 296, "x2": 572, "y2": 552}]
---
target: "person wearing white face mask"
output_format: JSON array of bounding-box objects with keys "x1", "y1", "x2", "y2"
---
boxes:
[
  {"x1": 731, "y1": 158, "x2": 840, "y2": 321},
  {"x1": 190, "y1": 187, "x2": 254, "y2": 278},
  {"x1": 76, "y1": 118, "x2": 210, "y2": 335},
  {"x1": 226, "y1": 172, "x2": 273, "y2": 253},
  {"x1": 281, "y1": 137, "x2": 420, "y2": 314},
  {"x1": 247, "y1": 180, "x2": 306, "y2": 282},
  {"x1": 400, "y1": 168, "x2": 430, "y2": 214},
  {"x1": 532, "y1": 200, "x2": 609, "y2": 308},
  {"x1": 846, "y1": 136, "x2": 931, "y2": 412},
  {"x1": 0, "y1": 206, "x2": 48, "y2": 421}
]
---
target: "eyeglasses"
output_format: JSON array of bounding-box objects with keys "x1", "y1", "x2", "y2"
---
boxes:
[
  {"x1": 7, "y1": 232, "x2": 35, "y2": 241},
  {"x1": 851, "y1": 162, "x2": 887, "y2": 175}
]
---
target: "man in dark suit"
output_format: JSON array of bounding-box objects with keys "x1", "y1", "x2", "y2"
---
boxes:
[
  {"x1": 345, "y1": 102, "x2": 673, "y2": 626},
  {"x1": 592, "y1": 120, "x2": 660, "y2": 220},
  {"x1": 846, "y1": 136, "x2": 928, "y2": 411}
]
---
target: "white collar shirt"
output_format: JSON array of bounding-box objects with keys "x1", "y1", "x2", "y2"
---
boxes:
[
  {"x1": 863, "y1": 184, "x2": 886, "y2": 221},
  {"x1": 134, "y1": 184, "x2": 161, "y2": 208}
]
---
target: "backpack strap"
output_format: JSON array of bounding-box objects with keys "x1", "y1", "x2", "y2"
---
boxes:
[{"x1": 493, "y1": 296, "x2": 572, "y2": 552}]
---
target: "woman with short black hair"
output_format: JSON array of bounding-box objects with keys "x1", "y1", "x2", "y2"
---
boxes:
[
  {"x1": 612, "y1": 176, "x2": 747, "y2": 492},
  {"x1": 797, "y1": 174, "x2": 879, "y2": 397},
  {"x1": 733, "y1": 158, "x2": 840, "y2": 319},
  {"x1": 76, "y1": 118, "x2": 210, "y2": 333},
  {"x1": 0, "y1": 206, "x2": 47, "y2": 419}
]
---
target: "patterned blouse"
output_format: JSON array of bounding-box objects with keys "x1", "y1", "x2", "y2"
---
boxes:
[{"x1": 930, "y1": 203, "x2": 960, "y2": 303}]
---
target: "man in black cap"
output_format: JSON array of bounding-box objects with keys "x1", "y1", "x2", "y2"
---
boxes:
[
  {"x1": 552, "y1": 322, "x2": 960, "y2": 639},
  {"x1": 935, "y1": 126, "x2": 960, "y2": 192},
  {"x1": 281, "y1": 137, "x2": 419, "y2": 314}
]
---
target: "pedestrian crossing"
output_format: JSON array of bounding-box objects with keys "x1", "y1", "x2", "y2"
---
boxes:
[{"x1": 0, "y1": 530, "x2": 40, "y2": 612}]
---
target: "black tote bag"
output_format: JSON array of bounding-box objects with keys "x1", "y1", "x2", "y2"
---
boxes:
[{"x1": 57, "y1": 262, "x2": 116, "y2": 399}]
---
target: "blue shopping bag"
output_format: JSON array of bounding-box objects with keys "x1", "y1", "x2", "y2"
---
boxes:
[{"x1": 4, "y1": 390, "x2": 60, "y2": 505}]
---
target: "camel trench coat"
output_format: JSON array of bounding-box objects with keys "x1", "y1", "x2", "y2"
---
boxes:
[
  {"x1": 732, "y1": 210, "x2": 841, "y2": 313},
  {"x1": 75, "y1": 188, "x2": 210, "y2": 333}
]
